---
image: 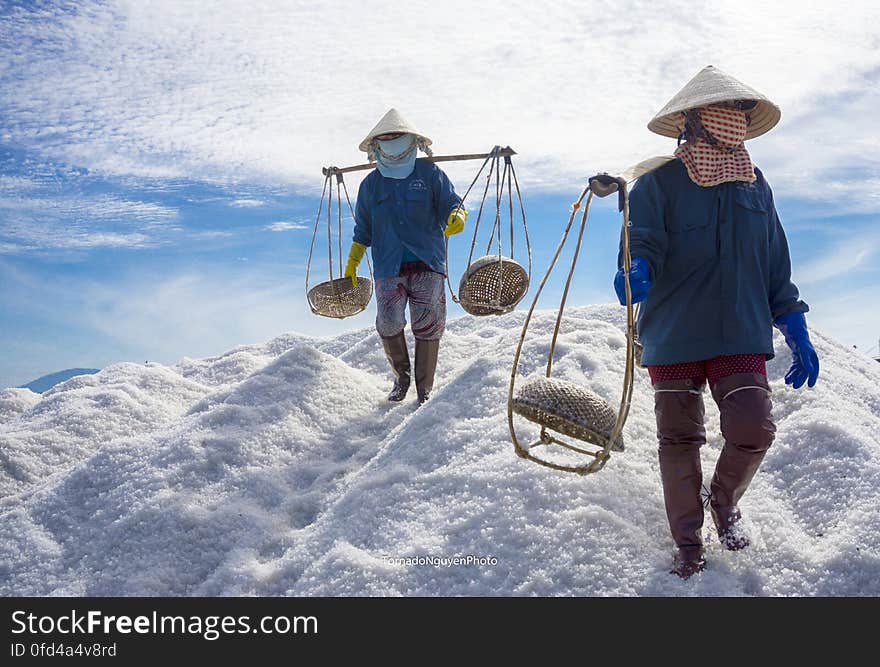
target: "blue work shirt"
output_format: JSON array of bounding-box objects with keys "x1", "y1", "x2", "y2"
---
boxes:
[
  {"x1": 354, "y1": 159, "x2": 462, "y2": 278},
  {"x1": 620, "y1": 158, "x2": 808, "y2": 366}
]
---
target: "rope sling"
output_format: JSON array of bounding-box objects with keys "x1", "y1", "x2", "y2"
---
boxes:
[
  {"x1": 507, "y1": 156, "x2": 674, "y2": 475},
  {"x1": 445, "y1": 146, "x2": 532, "y2": 316},
  {"x1": 306, "y1": 170, "x2": 374, "y2": 319},
  {"x1": 309, "y1": 146, "x2": 531, "y2": 318}
]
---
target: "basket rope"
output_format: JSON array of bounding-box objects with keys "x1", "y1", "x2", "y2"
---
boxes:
[
  {"x1": 444, "y1": 148, "x2": 532, "y2": 311},
  {"x1": 328, "y1": 171, "x2": 334, "y2": 281},
  {"x1": 507, "y1": 174, "x2": 637, "y2": 475},
  {"x1": 338, "y1": 174, "x2": 373, "y2": 279},
  {"x1": 447, "y1": 147, "x2": 497, "y2": 304},
  {"x1": 305, "y1": 170, "x2": 373, "y2": 318},
  {"x1": 306, "y1": 172, "x2": 331, "y2": 302},
  {"x1": 509, "y1": 157, "x2": 533, "y2": 283}
]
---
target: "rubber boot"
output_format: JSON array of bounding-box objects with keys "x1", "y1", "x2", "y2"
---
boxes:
[
  {"x1": 414, "y1": 338, "x2": 439, "y2": 405},
  {"x1": 709, "y1": 373, "x2": 775, "y2": 550},
  {"x1": 654, "y1": 378, "x2": 707, "y2": 579},
  {"x1": 671, "y1": 545, "x2": 706, "y2": 579},
  {"x1": 381, "y1": 332, "x2": 411, "y2": 402}
]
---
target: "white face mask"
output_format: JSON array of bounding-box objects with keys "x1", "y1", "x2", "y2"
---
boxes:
[
  {"x1": 374, "y1": 134, "x2": 418, "y2": 179},
  {"x1": 375, "y1": 134, "x2": 417, "y2": 160}
]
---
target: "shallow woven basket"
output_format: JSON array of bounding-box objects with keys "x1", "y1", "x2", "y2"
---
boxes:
[
  {"x1": 458, "y1": 255, "x2": 529, "y2": 316},
  {"x1": 307, "y1": 276, "x2": 373, "y2": 319},
  {"x1": 511, "y1": 377, "x2": 624, "y2": 452}
]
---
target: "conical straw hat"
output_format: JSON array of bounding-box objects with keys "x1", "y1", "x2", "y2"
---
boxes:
[
  {"x1": 358, "y1": 108, "x2": 433, "y2": 152},
  {"x1": 648, "y1": 65, "x2": 781, "y2": 140}
]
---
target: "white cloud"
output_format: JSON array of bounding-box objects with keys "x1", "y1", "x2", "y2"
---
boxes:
[
  {"x1": 0, "y1": 192, "x2": 179, "y2": 251},
  {"x1": 264, "y1": 221, "x2": 309, "y2": 232},
  {"x1": 0, "y1": 0, "x2": 877, "y2": 212},
  {"x1": 186, "y1": 230, "x2": 236, "y2": 241},
  {"x1": 230, "y1": 198, "x2": 267, "y2": 208},
  {"x1": 793, "y1": 230, "x2": 880, "y2": 286},
  {"x1": 0, "y1": 260, "x2": 373, "y2": 380},
  {"x1": 0, "y1": 176, "x2": 40, "y2": 192}
]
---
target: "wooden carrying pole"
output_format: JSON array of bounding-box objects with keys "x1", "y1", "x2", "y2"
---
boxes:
[{"x1": 322, "y1": 147, "x2": 517, "y2": 176}]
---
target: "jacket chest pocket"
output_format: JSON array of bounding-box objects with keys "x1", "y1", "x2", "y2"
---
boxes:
[
  {"x1": 733, "y1": 186, "x2": 768, "y2": 219},
  {"x1": 733, "y1": 186, "x2": 770, "y2": 244},
  {"x1": 405, "y1": 188, "x2": 431, "y2": 227}
]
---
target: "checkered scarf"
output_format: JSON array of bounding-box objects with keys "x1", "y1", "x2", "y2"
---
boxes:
[{"x1": 674, "y1": 105, "x2": 756, "y2": 187}]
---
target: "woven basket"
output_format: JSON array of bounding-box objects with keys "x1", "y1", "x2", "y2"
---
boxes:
[
  {"x1": 458, "y1": 255, "x2": 529, "y2": 316},
  {"x1": 511, "y1": 377, "x2": 624, "y2": 452},
  {"x1": 307, "y1": 276, "x2": 373, "y2": 319}
]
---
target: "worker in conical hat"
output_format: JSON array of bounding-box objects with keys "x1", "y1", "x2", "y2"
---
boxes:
[
  {"x1": 344, "y1": 109, "x2": 467, "y2": 405},
  {"x1": 613, "y1": 66, "x2": 820, "y2": 578}
]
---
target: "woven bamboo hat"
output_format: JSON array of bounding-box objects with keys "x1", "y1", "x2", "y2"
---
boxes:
[
  {"x1": 648, "y1": 65, "x2": 781, "y2": 140},
  {"x1": 358, "y1": 108, "x2": 433, "y2": 153}
]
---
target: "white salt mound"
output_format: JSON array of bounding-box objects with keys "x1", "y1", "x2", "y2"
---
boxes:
[
  {"x1": 1, "y1": 304, "x2": 878, "y2": 596},
  {"x1": 0, "y1": 388, "x2": 41, "y2": 424}
]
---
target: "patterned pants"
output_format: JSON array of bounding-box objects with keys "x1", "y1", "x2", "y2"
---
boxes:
[
  {"x1": 647, "y1": 354, "x2": 767, "y2": 388},
  {"x1": 375, "y1": 269, "x2": 446, "y2": 340}
]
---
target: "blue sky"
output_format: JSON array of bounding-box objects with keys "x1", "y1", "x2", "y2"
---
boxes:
[{"x1": 2, "y1": 1, "x2": 879, "y2": 387}]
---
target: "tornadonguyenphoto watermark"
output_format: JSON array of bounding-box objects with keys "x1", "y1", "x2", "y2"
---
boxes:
[{"x1": 382, "y1": 554, "x2": 498, "y2": 567}]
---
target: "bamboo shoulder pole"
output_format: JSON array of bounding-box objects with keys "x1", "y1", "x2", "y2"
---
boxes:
[{"x1": 322, "y1": 147, "x2": 517, "y2": 176}]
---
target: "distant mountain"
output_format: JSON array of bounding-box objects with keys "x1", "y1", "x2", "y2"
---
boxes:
[{"x1": 19, "y1": 368, "x2": 100, "y2": 394}]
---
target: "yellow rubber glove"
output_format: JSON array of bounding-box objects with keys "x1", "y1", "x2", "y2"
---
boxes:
[
  {"x1": 444, "y1": 207, "x2": 468, "y2": 237},
  {"x1": 344, "y1": 241, "x2": 367, "y2": 287}
]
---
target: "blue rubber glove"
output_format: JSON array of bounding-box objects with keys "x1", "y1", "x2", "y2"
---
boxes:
[
  {"x1": 774, "y1": 311, "x2": 820, "y2": 389},
  {"x1": 614, "y1": 256, "x2": 651, "y2": 305}
]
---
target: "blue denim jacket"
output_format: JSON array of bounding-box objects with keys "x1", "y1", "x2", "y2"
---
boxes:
[
  {"x1": 353, "y1": 159, "x2": 462, "y2": 278},
  {"x1": 620, "y1": 159, "x2": 808, "y2": 365}
]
